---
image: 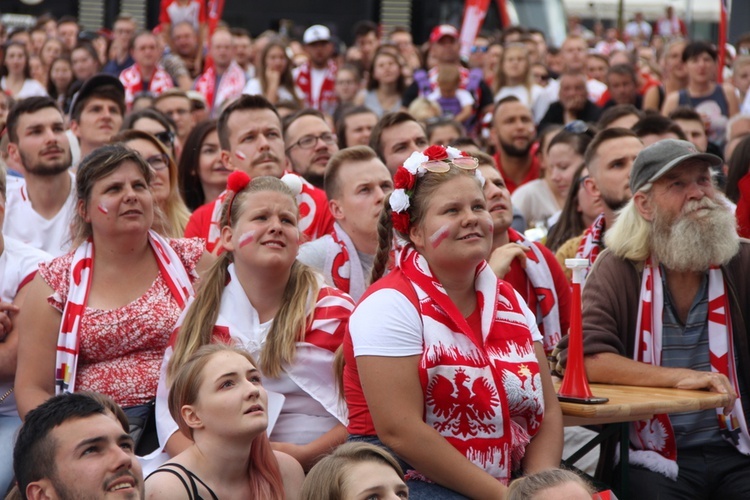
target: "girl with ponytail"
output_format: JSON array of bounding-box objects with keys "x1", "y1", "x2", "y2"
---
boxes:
[{"x1": 155, "y1": 172, "x2": 355, "y2": 475}]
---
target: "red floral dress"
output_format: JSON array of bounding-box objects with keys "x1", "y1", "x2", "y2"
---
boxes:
[{"x1": 38, "y1": 238, "x2": 203, "y2": 408}]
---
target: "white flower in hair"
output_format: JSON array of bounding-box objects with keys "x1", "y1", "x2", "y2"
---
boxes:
[
  {"x1": 475, "y1": 168, "x2": 486, "y2": 187},
  {"x1": 403, "y1": 151, "x2": 429, "y2": 176},
  {"x1": 446, "y1": 146, "x2": 463, "y2": 159},
  {"x1": 389, "y1": 189, "x2": 411, "y2": 213}
]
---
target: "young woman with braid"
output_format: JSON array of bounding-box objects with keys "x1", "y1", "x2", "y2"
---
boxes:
[
  {"x1": 156, "y1": 172, "x2": 355, "y2": 472},
  {"x1": 343, "y1": 145, "x2": 563, "y2": 499}
]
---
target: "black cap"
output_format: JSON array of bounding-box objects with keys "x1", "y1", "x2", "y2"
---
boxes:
[{"x1": 69, "y1": 74, "x2": 125, "y2": 118}]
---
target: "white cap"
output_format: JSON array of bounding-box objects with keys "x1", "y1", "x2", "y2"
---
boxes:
[{"x1": 303, "y1": 24, "x2": 331, "y2": 44}]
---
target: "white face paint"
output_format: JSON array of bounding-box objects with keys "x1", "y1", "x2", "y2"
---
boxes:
[
  {"x1": 429, "y1": 223, "x2": 450, "y2": 249},
  {"x1": 235, "y1": 150, "x2": 247, "y2": 161},
  {"x1": 238, "y1": 230, "x2": 255, "y2": 248}
]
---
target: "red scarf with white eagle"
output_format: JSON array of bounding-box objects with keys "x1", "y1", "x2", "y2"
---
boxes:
[
  {"x1": 194, "y1": 60, "x2": 246, "y2": 117},
  {"x1": 119, "y1": 64, "x2": 174, "y2": 109},
  {"x1": 397, "y1": 245, "x2": 544, "y2": 484},
  {"x1": 55, "y1": 231, "x2": 194, "y2": 394},
  {"x1": 507, "y1": 228, "x2": 561, "y2": 354},
  {"x1": 632, "y1": 260, "x2": 750, "y2": 479},
  {"x1": 294, "y1": 60, "x2": 338, "y2": 116}
]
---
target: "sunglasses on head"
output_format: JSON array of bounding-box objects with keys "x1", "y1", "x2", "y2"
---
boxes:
[
  {"x1": 421, "y1": 156, "x2": 478, "y2": 173},
  {"x1": 153, "y1": 130, "x2": 175, "y2": 146}
]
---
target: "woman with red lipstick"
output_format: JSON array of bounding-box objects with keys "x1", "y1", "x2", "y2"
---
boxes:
[
  {"x1": 146, "y1": 344, "x2": 304, "y2": 499},
  {"x1": 343, "y1": 145, "x2": 563, "y2": 499},
  {"x1": 14, "y1": 144, "x2": 211, "y2": 455},
  {"x1": 157, "y1": 172, "x2": 354, "y2": 472}
]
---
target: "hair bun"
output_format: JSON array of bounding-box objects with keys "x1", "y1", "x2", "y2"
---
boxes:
[
  {"x1": 227, "y1": 170, "x2": 251, "y2": 193},
  {"x1": 281, "y1": 173, "x2": 303, "y2": 196}
]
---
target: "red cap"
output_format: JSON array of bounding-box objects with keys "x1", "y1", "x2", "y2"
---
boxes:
[{"x1": 429, "y1": 25, "x2": 459, "y2": 44}]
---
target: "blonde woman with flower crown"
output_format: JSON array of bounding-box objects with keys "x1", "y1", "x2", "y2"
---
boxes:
[
  {"x1": 156, "y1": 171, "x2": 355, "y2": 473},
  {"x1": 342, "y1": 145, "x2": 563, "y2": 499}
]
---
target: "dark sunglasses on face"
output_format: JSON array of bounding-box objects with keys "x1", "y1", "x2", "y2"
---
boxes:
[{"x1": 153, "y1": 130, "x2": 175, "y2": 146}]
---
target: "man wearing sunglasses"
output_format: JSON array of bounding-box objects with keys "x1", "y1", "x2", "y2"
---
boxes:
[{"x1": 283, "y1": 109, "x2": 339, "y2": 189}]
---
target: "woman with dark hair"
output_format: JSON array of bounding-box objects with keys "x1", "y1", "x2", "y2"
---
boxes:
[
  {"x1": 1, "y1": 41, "x2": 47, "y2": 98},
  {"x1": 727, "y1": 135, "x2": 750, "y2": 238},
  {"x1": 14, "y1": 144, "x2": 210, "y2": 455},
  {"x1": 357, "y1": 48, "x2": 406, "y2": 117},
  {"x1": 46, "y1": 56, "x2": 74, "y2": 113},
  {"x1": 122, "y1": 108, "x2": 180, "y2": 159},
  {"x1": 343, "y1": 145, "x2": 562, "y2": 498},
  {"x1": 177, "y1": 120, "x2": 229, "y2": 211},
  {"x1": 242, "y1": 39, "x2": 301, "y2": 106},
  {"x1": 71, "y1": 42, "x2": 102, "y2": 85}
]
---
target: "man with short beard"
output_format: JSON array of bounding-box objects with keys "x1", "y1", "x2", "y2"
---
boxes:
[
  {"x1": 557, "y1": 139, "x2": 750, "y2": 497},
  {"x1": 4, "y1": 96, "x2": 75, "y2": 256},
  {"x1": 490, "y1": 96, "x2": 538, "y2": 193},
  {"x1": 555, "y1": 128, "x2": 643, "y2": 280},
  {"x1": 283, "y1": 108, "x2": 339, "y2": 189}
]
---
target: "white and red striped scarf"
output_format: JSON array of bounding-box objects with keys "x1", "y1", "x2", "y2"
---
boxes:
[
  {"x1": 397, "y1": 245, "x2": 544, "y2": 484},
  {"x1": 575, "y1": 213, "x2": 606, "y2": 282},
  {"x1": 632, "y1": 260, "x2": 750, "y2": 479},
  {"x1": 508, "y1": 228, "x2": 561, "y2": 354},
  {"x1": 55, "y1": 231, "x2": 195, "y2": 394},
  {"x1": 119, "y1": 64, "x2": 174, "y2": 109},
  {"x1": 194, "y1": 60, "x2": 246, "y2": 118},
  {"x1": 155, "y1": 263, "x2": 354, "y2": 446},
  {"x1": 327, "y1": 223, "x2": 365, "y2": 301},
  {"x1": 294, "y1": 60, "x2": 338, "y2": 116}
]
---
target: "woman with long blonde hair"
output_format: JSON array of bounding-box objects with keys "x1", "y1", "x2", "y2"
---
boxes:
[
  {"x1": 156, "y1": 172, "x2": 354, "y2": 472},
  {"x1": 494, "y1": 43, "x2": 549, "y2": 123}
]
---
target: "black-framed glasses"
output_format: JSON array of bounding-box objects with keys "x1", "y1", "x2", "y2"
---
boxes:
[
  {"x1": 153, "y1": 130, "x2": 175, "y2": 147},
  {"x1": 286, "y1": 132, "x2": 337, "y2": 152},
  {"x1": 145, "y1": 153, "x2": 170, "y2": 171}
]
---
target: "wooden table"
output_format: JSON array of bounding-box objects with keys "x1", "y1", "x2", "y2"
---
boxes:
[
  {"x1": 556, "y1": 383, "x2": 733, "y2": 499},
  {"x1": 558, "y1": 383, "x2": 733, "y2": 427}
]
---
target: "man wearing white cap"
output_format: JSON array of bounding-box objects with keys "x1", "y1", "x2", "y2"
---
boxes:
[
  {"x1": 294, "y1": 24, "x2": 338, "y2": 116},
  {"x1": 558, "y1": 139, "x2": 750, "y2": 497}
]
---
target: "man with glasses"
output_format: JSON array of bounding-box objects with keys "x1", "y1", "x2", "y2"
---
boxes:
[
  {"x1": 153, "y1": 89, "x2": 196, "y2": 150},
  {"x1": 4, "y1": 96, "x2": 75, "y2": 256},
  {"x1": 283, "y1": 109, "x2": 339, "y2": 189}
]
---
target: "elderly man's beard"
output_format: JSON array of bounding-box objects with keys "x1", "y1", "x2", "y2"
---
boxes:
[{"x1": 651, "y1": 196, "x2": 739, "y2": 272}]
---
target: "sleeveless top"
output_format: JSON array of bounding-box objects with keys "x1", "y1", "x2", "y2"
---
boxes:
[
  {"x1": 677, "y1": 85, "x2": 729, "y2": 144},
  {"x1": 147, "y1": 463, "x2": 218, "y2": 500}
]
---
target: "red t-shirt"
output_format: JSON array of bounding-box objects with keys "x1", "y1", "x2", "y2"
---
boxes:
[{"x1": 493, "y1": 151, "x2": 541, "y2": 194}]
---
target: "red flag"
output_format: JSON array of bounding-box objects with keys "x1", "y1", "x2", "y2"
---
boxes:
[
  {"x1": 718, "y1": 0, "x2": 729, "y2": 83},
  {"x1": 459, "y1": 0, "x2": 491, "y2": 60},
  {"x1": 207, "y1": 0, "x2": 225, "y2": 36}
]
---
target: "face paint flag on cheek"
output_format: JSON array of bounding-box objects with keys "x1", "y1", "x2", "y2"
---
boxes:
[
  {"x1": 97, "y1": 203, "x2": 109, "y2": 214},
  {"x1": 429, "y1": 224, "x2": 450, "y2": 249},
  {"x1": 235, "y1": 150, "x2": 247, "y2": 161},
  {"x1": 239, "y1": 230, "x2": 255, "y2": 248}
]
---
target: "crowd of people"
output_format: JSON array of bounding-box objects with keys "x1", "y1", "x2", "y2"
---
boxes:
[{"x1": 1, "y1": 3, "x2": 750, "y2": 499}]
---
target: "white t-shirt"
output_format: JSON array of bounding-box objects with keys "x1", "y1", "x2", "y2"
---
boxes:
[
  {"x1": 350, "y1": 286, "x2": 542, "y2": 358},
  {"x1": 242, "y1": 77, "x2": 301, "y2": 102},
  {"x1": 0, "y1": 237, "x2": 52, "y2": 416},
  {"x1": 0, "y1": 78, "x2": 48, "y2": 99},
  {"x1": 511, "y1": 179, "x2": 561, "y2": 227},
  {"x1": 3, "y1": 172, "x2": 76, "y2": 256},
  {"x1": 495, "y1": 84, "x2": 551, "y2": 124}
]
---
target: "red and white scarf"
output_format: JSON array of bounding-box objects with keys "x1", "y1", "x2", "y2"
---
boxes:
[
  {"x1": 55, "y1": 231, "x2": 195, "y2": 394},
  {"x1": 194, "y1": 60, "x2": 246, "y2": 118},
  {"x1": 155, "y1": 263, "x2": 354, "y2": 446},
  {"x1": 632, "y1": 260, "x2": 750, "y2": 479},
  {"x1": 327, "y1": 223, "x2": 366, "y2": 301},
  {"x1": 575, "y1": 213, "x2": 606, "y2": 282},
  {"x1": 294, "y1": 60, "x2": 338, "y2": 116},
  {"x1": 119, "y1": 64, "x2": 174, "y2": 109},
  {"x1": 397, "y1": 245, "x2": 544, "y2": 484},
  {"x1": 508, "y1": 229, "x2": 561, "y2": 354}
]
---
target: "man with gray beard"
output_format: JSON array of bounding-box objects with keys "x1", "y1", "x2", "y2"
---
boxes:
[{"x1": 557, "y1": 139, "x2": 750, "y2": 498}]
